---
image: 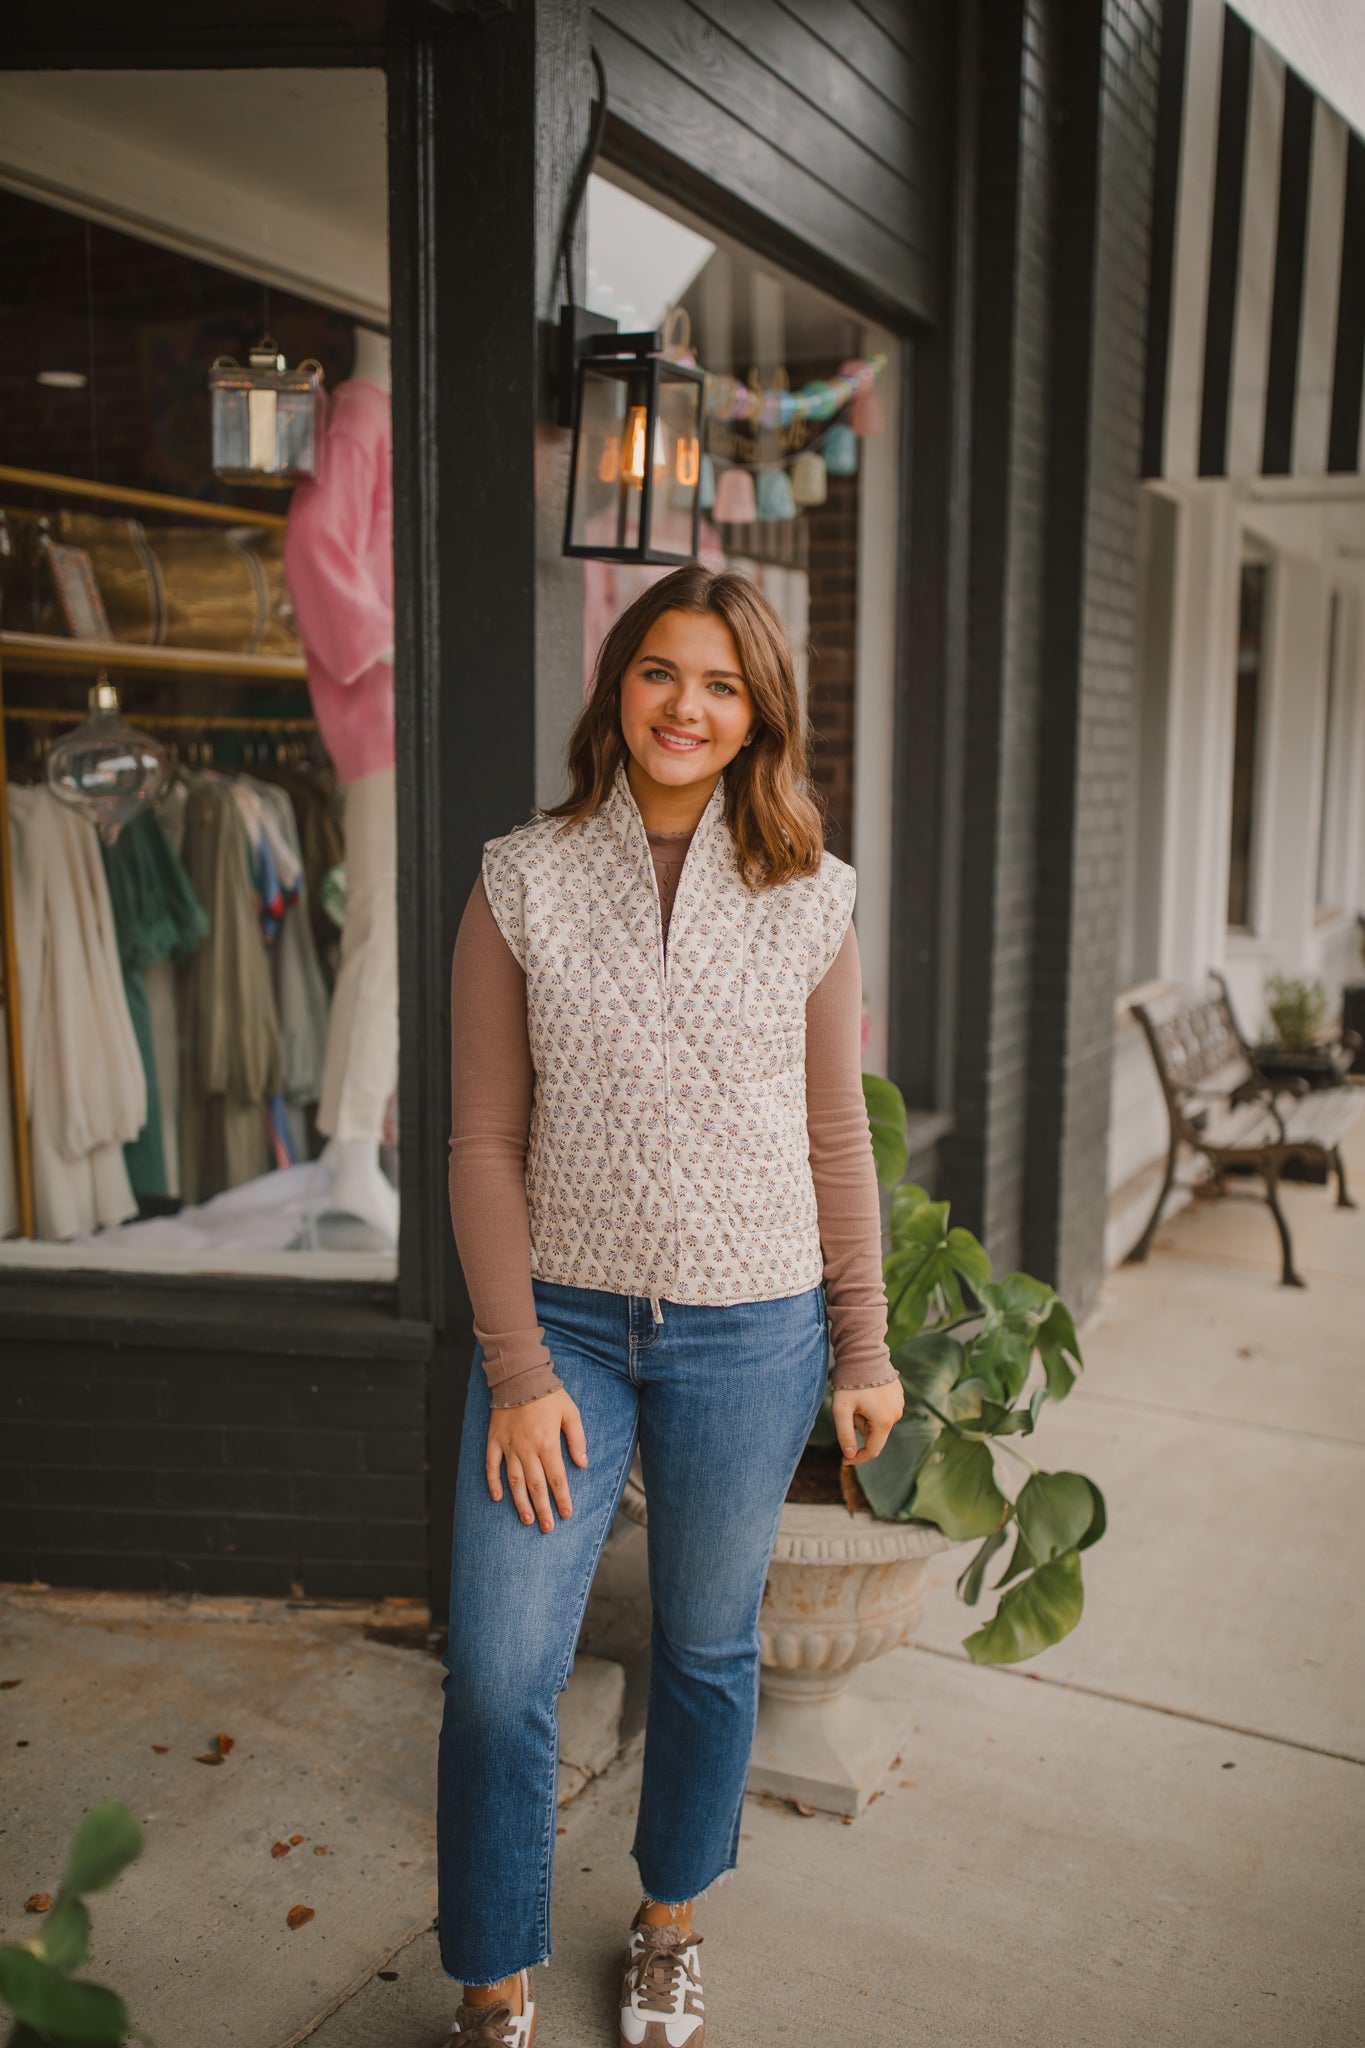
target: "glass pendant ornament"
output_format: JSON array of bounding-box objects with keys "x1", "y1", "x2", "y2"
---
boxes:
[
  {"x1": 209, "y1": 337, "x2": 324, "y2": 486},
  {"x1": 47, "y1": 678, "x2": 172, "y2": 846},
  {"x1": 712, "y1": 466, "x2": 757, "y2": 523},
  {"x1": 756, "y1": 468, "x2": 796, "y2": 520},
  {"x1": 791, "y1": 451, "x2": 828, "y2": 507},
  {"x1": 824, "y1": 424, "x2": 860, "y2": 476}
]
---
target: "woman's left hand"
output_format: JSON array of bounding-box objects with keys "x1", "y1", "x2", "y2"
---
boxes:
[{"x1": 833, "y1": 1379, "x2": 905, "y2": 1465}]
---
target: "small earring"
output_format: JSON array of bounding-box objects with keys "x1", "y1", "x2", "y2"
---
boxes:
[{"x1": 743, "y1": 732, "x2": 754, "y2": 747}]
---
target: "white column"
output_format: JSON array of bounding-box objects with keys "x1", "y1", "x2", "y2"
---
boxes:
[{"x1": 852, "y1": 328, "x2": 900, "y2": 1077}]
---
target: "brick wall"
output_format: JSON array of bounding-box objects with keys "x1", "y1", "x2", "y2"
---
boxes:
[
  {"x1": 941, "y1": 0, "x2": 1161, "y2": 1303},
  {"x1": 1024, "y1": 0, "x2": 1162, "y2": 1309},
  {"x1": 0, "y1": 1345, "x2": 429, "y2": 1600},
  {"x1": 804, "y1": 473, "x2": 859, "y2": 858}
]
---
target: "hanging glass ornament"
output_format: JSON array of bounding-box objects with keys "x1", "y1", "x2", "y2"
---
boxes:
[
  {"x1": 791, "y1": 450, "x2": 828, "y2": 507},
  {"x1": 756, "y1": 467, "x2": 796, "y2": 520},
  {"x1": 824, "y1": 424, "x2": 860, "y2": 476},
  {"x1": 209, "y1": 338, "x2": 324, "y2": 486},
  {"x1": 47, "y1": 677, "x2": 172, "y2": 846},
  {"x1": 698, "y1": 453, "x2": 716, "y2": 512},
  {"x1": 713, "y1": 466, "x2": 757, "y2": 523}
]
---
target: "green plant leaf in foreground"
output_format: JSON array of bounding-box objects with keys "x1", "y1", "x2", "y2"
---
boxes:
[
  {"x1": 1014, "y1": 1469, "x2": 1097, "y2": 1563},
  {"x1": 1036, "y1": 1298, "x2": 1083, "y2": 1401},
  {"x1": 962, "y1": 1548, "x2": 1085, "y2": 1665},
  {"x1": 0, "y1": 1949, "x2": 130, "y2": 2047},
  {"x1": 27, "y1": 1895, "x2": 91, "y2": 1973},
  {"x1": 1078, "y1": 1477, "x2": 1107, "y2": 1551},
  {"x1": 62, "y1": 1803, "x2": 144, "y2": 1896},
  {"x1": 855, "y1": 1409, "x2": 941, "y2": 1519},
  {"x1": 862, "y1": 1072, "x2": 910, "y2": 1188},
  {"x1": 956, "y1": 1522, "x2": 1012, "y2": 1605},
  {"x1": 908, "y1": 1431, "x2": 1007, "y2": 1540}
]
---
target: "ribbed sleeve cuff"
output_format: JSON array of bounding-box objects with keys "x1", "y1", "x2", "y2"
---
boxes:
[{"x1": 487, "y1": 1363, "x2": 566, "y2": 1409}]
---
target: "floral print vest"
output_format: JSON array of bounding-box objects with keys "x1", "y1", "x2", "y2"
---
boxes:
[{"x1": 481, "y1": 765, "x2": 856, "y2": 1305}]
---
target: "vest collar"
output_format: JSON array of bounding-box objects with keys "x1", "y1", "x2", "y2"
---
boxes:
[{"x1": 601, "y1": 758, "x2": 729, "y2": 873}]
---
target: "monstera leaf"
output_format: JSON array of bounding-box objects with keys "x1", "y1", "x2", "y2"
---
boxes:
[{"x1": 962, "y1": 1549, "x2": 1085, "y2": 1665}]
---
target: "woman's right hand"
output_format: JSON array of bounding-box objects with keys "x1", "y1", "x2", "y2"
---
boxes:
[{"x1": 486, "y1": 1390, "x2": 589, "y2": 1532}]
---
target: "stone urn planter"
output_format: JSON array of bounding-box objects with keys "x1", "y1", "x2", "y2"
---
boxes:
[{"x1": 619, "y1": 1462, "x2": 958, "y2": 1817}]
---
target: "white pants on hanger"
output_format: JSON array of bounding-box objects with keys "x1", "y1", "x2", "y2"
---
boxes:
[{"x1": 317, "y1": 766, "x2": 398, "y2": 1144}]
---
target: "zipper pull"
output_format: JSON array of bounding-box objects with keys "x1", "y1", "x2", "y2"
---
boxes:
[{"x1": 650, "y1": 1296, "x2": 664, "y2": 1325}]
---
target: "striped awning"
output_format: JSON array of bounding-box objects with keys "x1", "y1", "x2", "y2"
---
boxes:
[{"x1": 1144, "y1": 0, "x2": 1365, "y2": 481}]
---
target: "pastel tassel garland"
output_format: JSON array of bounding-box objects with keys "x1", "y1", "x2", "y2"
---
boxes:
[
  {"x1": 823, "y1": 424, "x2": 859, "y2": 476},
  {"x1": 756, "y1": 467, "x2": 796, "y2": 520},
  {"x1": 791, "y1": 450, "x2": 828, "y2": 506},
  {"x1": 712, "y1": 465, "x2": 757, "y2": 522}
]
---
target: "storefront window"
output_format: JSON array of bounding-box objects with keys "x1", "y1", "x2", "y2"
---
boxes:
[
  {"x1": 581, "y1": 171, "x2": 900, "y2": 1063},
  {"x1": 1226, "y1": 560, "x2": 1267, "y2": 931},
  {"x1": 0, "y1": 71, "x2": 399, "y2": 1277}
]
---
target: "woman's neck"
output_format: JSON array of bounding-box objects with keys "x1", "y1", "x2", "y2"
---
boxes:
[{"x1": 626, "y1": 757, "x2": 721, "y2": 836}]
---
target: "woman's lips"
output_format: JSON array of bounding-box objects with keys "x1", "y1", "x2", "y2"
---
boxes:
[{"x1": 651, "y1": 727, "x2": 706, "y2": 753}]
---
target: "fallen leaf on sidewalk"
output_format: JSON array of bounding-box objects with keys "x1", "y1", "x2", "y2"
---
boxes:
[
  {"x1": 217, "y1": 1734, "x2": 236, "y2": 1755},
  {"x1": 24, "y1": 1894, "x2": 51, "y2": 1913},
  {"x1": 289, "y1": 1834, "x2": 304, "y2": 1845},
  {"x1": 0, "y1": 1680, "x2": 21, "y2": 1690},
  {"x1": 194, "y1": 1754, "x2": 224, "y2": 1766},
  {"x1": 151, "y1": 1744, "x2": 169, "y2": 1754},
  {"x1": 271, "y1": 1842, "x2": 291, "y2": 1859},
  {"x1": 286, "y1": 1905, "x2": 315, "y2": 1930},
  {"x1": 313, "y1": 1845, "x2": 329, "y2": 1855},
  {"x1": 788, "y1": 1800, "x2": 817, "y2": 1817}
]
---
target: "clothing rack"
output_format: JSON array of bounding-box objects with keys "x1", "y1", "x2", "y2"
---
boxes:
[{"x1": 0, "y1": 469, "x2": 313, "y2": 1241}]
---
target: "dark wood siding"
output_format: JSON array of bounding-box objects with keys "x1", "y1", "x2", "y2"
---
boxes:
[{"x1": 591, "y1": 0, "x2": 944, "y2": 324}]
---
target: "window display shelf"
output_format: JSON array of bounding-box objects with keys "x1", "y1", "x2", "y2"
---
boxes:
[{"x1": 0, "y1": 629, "x2": 308, "y2": 683}]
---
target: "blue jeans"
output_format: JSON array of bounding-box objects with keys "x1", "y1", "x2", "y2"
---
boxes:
[{"x1": 437, "y1": 1279, "x2": 829, "y2": 1986}]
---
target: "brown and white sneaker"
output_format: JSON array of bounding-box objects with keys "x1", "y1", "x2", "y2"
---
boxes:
[
  {"x1": 444, "y1": 1970, "x2": 536, "y2": 2047},
  {"x1": 619, "y1": 1917, "x2": 705, "y2": 2048}
]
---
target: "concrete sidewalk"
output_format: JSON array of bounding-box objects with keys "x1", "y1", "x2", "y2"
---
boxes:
[{"x1": 4, "y1": 1117, "x2": 1363, "y2": 2046}]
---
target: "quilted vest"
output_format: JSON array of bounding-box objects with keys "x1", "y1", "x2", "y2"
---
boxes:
[{"x1": 481, "y1": 765, "x2": 856, "y2": 1305}]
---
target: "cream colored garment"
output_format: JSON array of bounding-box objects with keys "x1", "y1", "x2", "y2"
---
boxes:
[
  {"x1": 481, "y1": 766, "x2": 856, "y2": 1305},
  {"x1": 317, "y1": 765, "x2": 398, "y2": 1142},
  {"x1": 0, "y1": 786, "x2": 144, "y2": 1239}
]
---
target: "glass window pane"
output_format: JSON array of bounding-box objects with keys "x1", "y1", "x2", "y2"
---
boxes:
[{"x1": 0, "y1": 71, "x2": 399, "y2": 1280}]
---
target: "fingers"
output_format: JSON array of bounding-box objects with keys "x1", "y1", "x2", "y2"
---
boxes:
[
  {"x1": 542, "y1": 1449, "x2": 575, "y2": 1523},
  {"x1": 485, "y1": 1439, "x2": 504, "y2": 1504},
  {"x1": 563, "y1": 1403, "x2": 590, "y2": 1470},
  {"x1": 849, "y1": 1416, "x2": 893, "y2": 1465},
  {"x1": 523, "y1": 1458, "x2": 555, "y2": 1534},
  {"x1": 505, "y1": 1454, "x2": 536, "y2": 1527}
]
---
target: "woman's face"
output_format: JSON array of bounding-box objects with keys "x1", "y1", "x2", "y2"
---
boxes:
[{"x1": 618, "y1": 607, "x2": 756, "y2": 799}]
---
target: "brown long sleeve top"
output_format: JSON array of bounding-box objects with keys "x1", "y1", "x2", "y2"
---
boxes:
[{"x1": 448, "y1": 827, "x2": 894, "y2": 1407}]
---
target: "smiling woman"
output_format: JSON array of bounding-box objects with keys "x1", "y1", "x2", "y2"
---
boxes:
[{"x1": 441, "y1": 562, "x2": 903, "y2": 2038}]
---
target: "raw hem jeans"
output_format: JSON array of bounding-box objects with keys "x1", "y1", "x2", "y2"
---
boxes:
[{"x1": 436, "y1": 1278, "x2": 829, "y2": 1986}]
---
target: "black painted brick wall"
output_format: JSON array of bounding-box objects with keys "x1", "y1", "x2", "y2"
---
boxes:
[
  {"x1": 941, "y1": 0, "x2": 1056, "y2": 1272},
  {"x1": 0, "y1": 1348, "x2": 429, "y2": 1599},
  {"x1": 943, "y1": 0, "x2": 1160, "y2": 1306},
  {"x1": 1025, "y1": 0, "x2": 1161, "y2": 1312}
]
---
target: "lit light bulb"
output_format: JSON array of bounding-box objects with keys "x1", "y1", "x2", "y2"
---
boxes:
[
  {"x1": 675, "y1": 436, "x2": 700, "y2": 488},
  {"x1": 621, "y1": 408, "x2": 670, "y2": 488}
]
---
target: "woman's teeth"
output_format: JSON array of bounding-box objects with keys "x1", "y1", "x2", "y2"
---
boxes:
[{"x1": 653, "y1": 729, "x2": 704, "y2": 751}]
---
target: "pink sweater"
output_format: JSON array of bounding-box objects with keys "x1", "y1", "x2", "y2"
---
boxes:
[{"x1": 284, "y1": 380, "x2": 395, "y2": 783}]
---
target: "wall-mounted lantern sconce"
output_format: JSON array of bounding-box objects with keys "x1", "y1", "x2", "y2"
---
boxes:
[{"x1": 561, "y1": 323, "x2": 705, "y2": 565}]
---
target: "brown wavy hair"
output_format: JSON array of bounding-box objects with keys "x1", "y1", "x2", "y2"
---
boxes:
[{"x1": 547, "y1": 564, "x2": 824, "y2": 888}]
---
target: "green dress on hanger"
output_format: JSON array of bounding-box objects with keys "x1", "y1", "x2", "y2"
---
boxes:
[{"x1": 102, "y1": 806, "x2": 209, "y2": 1202}]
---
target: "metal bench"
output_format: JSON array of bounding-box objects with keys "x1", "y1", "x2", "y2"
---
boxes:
[{"x1": 1128, "y1": 974, "x2": 1361, "y2": 1286}]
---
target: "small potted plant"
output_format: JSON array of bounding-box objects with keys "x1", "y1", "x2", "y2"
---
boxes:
[
  {"x1": 1256, "y1": 973, "x2": 1356, "y2": 1090},
  {"x1": 621, "y1": 1075, "x2": 1106, "y2": 1813}
]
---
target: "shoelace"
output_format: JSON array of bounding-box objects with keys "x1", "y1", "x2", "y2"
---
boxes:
[
  {"x1": 628, "y1": 1924, "x2": 703, "y2": 2015},
  {"x1": 449, "y1": 1998, "x2": 517, "y2": 2045}
]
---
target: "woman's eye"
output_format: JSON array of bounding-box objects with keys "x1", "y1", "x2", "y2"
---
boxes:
[
  {"x1": 643, "y1": 667, "x2": 672, "y2": 682},
  {"x1": 708, "y1": 681, "x2": 736, "y2": 696}
]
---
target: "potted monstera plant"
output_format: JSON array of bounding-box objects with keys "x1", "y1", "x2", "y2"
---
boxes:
[{"x1": 621, "y1": 1072, "x2": 1108, "y2": 1813}]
